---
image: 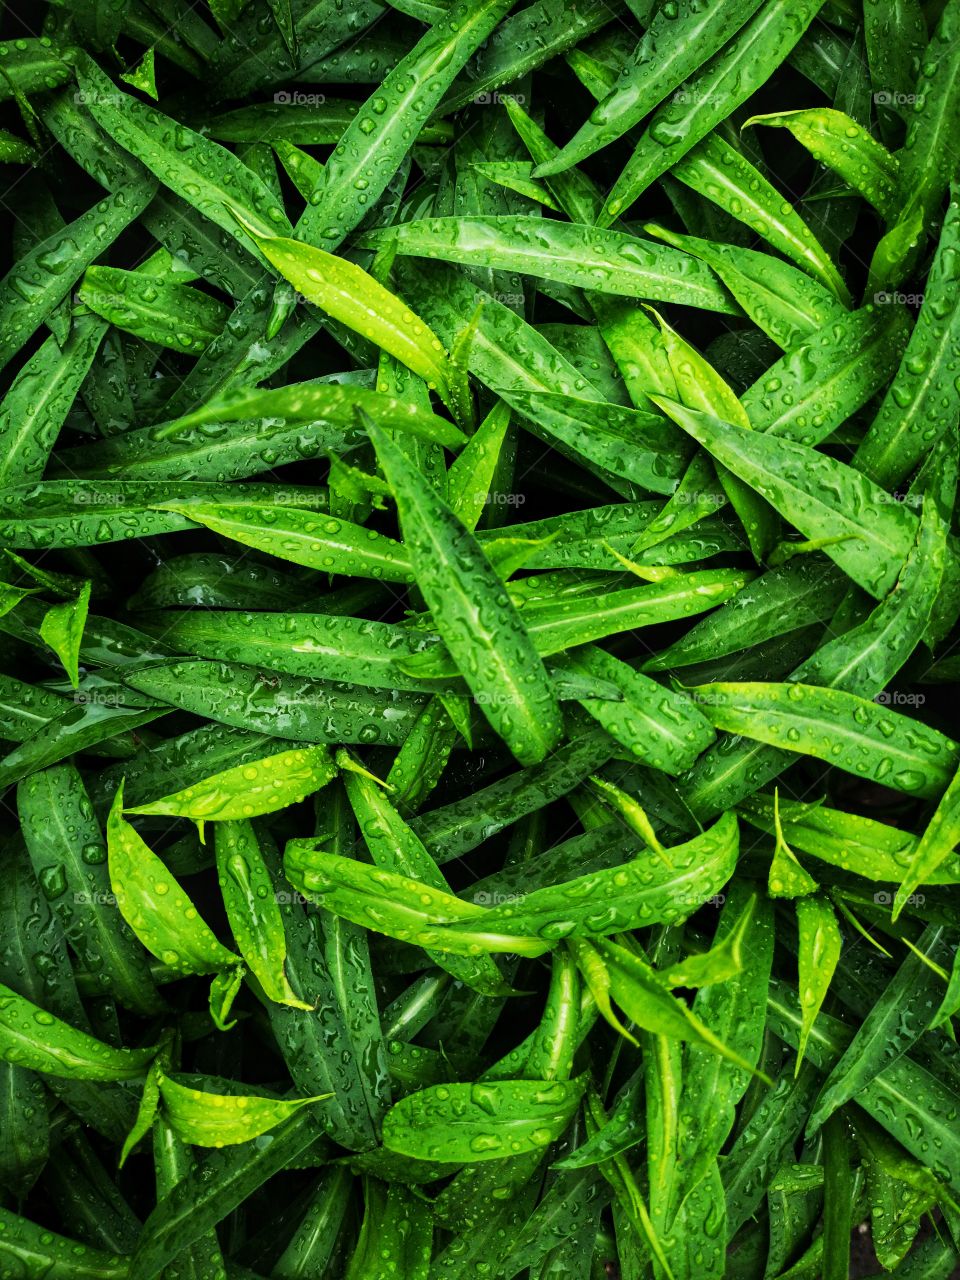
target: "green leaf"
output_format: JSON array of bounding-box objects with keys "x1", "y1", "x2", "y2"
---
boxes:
[
  {"x1": 158, "y1": 1072, "x2": 327, "y2": 1146},
  {"x1": 534, "y1": 1, "x2": 766, "y2": 177},
  {"x1": 0, "y1": 981, "x2": 156, "y2": 1081},
  {"x1": 39, "y1": 581, "x2": 92, "y2": 689},
  {"x1": 302, "y1": 0, "x2": 515, "y2": 249},
  {"x1": 600, "y1": 0, "x2": 829, "y2": 224},
  {"x1": 744, "y1": 108, "x2": 900, "y2": 216},
  {"x1": 228, "y1": 216, "x2": 473, "y2": 426},
  {"x1": 364, "y1": 216, "x2": 738, "y2": 314},
  {"x1": 795, "y1": 896, "x2": 842, "y2": 1072},
  {"x1": 215, "y1": 820, "x2": 311, "y2": 1009},
  {"x1": 107, "y1": 784, "x2": 239, "y2": 974},
  {"x1": 689, "y1": 680, "x2": 959, "y2": 798},
  {"x1": 655, "y1": 396, "x2": 919, "y2": 598},
  {"x1": 125, "y1": 744, "x2": 336, "y2": 826},
  {"x1": 368, "y1": 417, "x2": 562, "y2": 767},
  {"x1": 382, "y1": 1078, "x2": 586, "y2": 1162}
]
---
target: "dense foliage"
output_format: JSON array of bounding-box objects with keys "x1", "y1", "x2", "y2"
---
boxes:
[{"x1": 0, "y1": 0, "x2": 958, "y2": 1276}]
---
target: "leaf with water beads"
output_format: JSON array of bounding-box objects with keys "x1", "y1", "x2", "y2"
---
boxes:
[
  {"x1": 121, "y1": 659, "x2": 425, "y2": 746},
  {"x1": 78, "y1": 267, "x2": 231, "y2": 356},
  {"x1": 125, "y1": 744, "x2": 336, "y2": 827},
  {"x1": 558, "y1": 645, "x2": 716, "y2": 774},
  {"x1": 301, "y1": 0, "x2": 515, "y2": 249},
  {"x1": 17, "y1": 764, "x2": 161, "y2": 1017},
  {"x1": 382, "y1": 1078, "x2": 586, "y2": 1163},
  {"x1": 283, "y1": 843, "x2": 547, "y2": 958},
  {"x1": 892, "y1": 763, "x2": 960, "y2": 919},
  {"x1": 0, "y1": 181, "x2": 155, "y2": 373},
  {"x1": 38, "y1": 581, "x2": 91, "y2": 690},
  {"x1": 0, "y1": 1207, "x2": 130, "y2": 1278},
  {"x1": 107, "y1": 784, "x2": 239, "y2": 976},
  {"x1": 368, "y1": 416, "x2": 562, "y2": 767},
  {"x1": 158, "y1": 1073, "x2": 329, "y2": 1147},
  {"x1": 741, "y1": 304, "x2": 911, "y2": 447},
  {"x1": 137, "y1": 609, "x2": 451, "y2": 693},
  {"x1": 671, "y1": 132, "x2": 851, "y2": 302},
  {"x1": 645, "y1": 223, "x2": 847, "y2": 349},
  {"x1": 153, "y1": 502, "x2": 413, "y2": 582},
  {"x1": 0, "y1": 316, "x2": 104, "y2": 489},
  {"x1": 745, "y1": 108, "x2": 900, "y2": 218},
  {"x1": 0, "y1": 980, "x2": 156, "y2": 1082},
  {"x1": 73, "y1": 55, "x2": 292, "y2": 259},
  {"x1": 534, "y1": 0, "x2": 766, "y2": 178},
  {"x1": 855, "y1": 189, "x2": 960, "y2": 488},
  {"x1": 808, "y1": 923, "x2": 953, "y2": 1131},
  {"x1": 690, "y1": 680, "x2": 960, "y2": 798},
  {"x1": 599, "y1": 0, "x2": 829, "y2": 225},
  {"x1": 214, "y1": 820, "x2": 312, "y2": 1010},
  {"x1": 451, "y1": 812, "x2": 739, "y2": 943},
  {"x1": 152, "y1": 379, "x2": 468, "y2": 450},
  {"x1": 362, "y1": 216, "x2": 739, "y2": 315},
  {"x1": 871, "y1": 0, "x2": 960, "y2": 289},
  {"x1": 342, "y1": 766, "x2": 509, "y2": 996},
  {"x1": 655, "y1": 396, "x2": 920, "y2": 599},
  {"x1": 0, "y1": 480, "x2": 328, "y2": 550},
  {"x1": 228, "y1": 213, "x2": 472, "y2": 427}
]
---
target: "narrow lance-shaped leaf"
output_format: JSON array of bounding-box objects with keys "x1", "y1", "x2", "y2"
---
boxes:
[
  {"x1": 125, "y1": 745, "x2": 337, "y2": 831},
  {"x1": 795, "y1": 896, "x2": 842, "y2": 1074},
  {"x1": 655, "y1": 396, "x2": 918, "y2": 599},
  {"x1": 107, "y1": 784, "x2": 239, "y2": 975},
  {"x1": 855, "y1": 188, "x2": 960, "y2": 488},
  {"x1": 0, "y1": 981, "x2": 156, "y2": 1082},
  {"x1": 807, "y1": 924, "x2": 952, "y2": 1131},
  {"x1": 73, "y1": 54, "x2": 292, "y2": 257},
  {"x1": 215, "y1": 820, "x2": 312, "y2": 1010},
  {"x1": 382, "y1": 1077, "x2": 586, "y2": 1163},
  {"x1": 361, "y1": 217, "x2": 739, "y2": 315},
  {"x1": 342, "y1": 765, "x2": 508, "y2": 996},
  {"x1": 38, "y1": 581, "x2": 92, "y2": 690},
  {"x1": 303, "y1": 0, "x2": 516, "y2": 249},
  {"x1": 158, "y1": 1073, "x2": 328, "y2": 1147},
  {"x1": 744, "y1": 108, "x2": 900, "y2": 218},
  {"x1": 893, "y1": 763, "x2": 960, "y2": 918},
  {"x1": 689, "y1": 680, "x2": 960, "y2": 798},
  {"x1": 228, "y1": 212, "x2": 473, "y2": 427},
  {"x1": 153, "y1": 503, "x2": 413, "y2": 582},
  {"x1": 534, "y1": 0, "x2": 767, "y2": 176},
  {"x1": 671, "y1": 132, "x2": 851, "y2": 302},
  {"x1": 368, "y1": 416, "x2": 562, "y2": 767},
  {"x1": 599, "y1": 0, "x2": 829, "y2": 225}
]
